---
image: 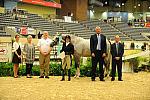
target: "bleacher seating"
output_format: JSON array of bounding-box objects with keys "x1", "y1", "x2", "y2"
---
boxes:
[
  {"x1": 55, "y1": 21, "x2": 95, "y2": 39},
  {"x1": 0, "y1": 11, "x2": 149, "y2": 41},
  {"x1": 26, "y1": 13, "x2": 69, "y2": 35},
  {"x1": 113, "y1": 22, "x2": 150, "y2": 41},
  {"x1": 80, "y1": 20, "x2": 132, "y2": 41},
  {"x1": 0, "y1": 30, "x2": 11, "y2": 37}
]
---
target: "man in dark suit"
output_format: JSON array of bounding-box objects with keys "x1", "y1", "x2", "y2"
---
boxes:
[
  {"x1": 111, "y1": 35, "x2": 124, "y2": 81},
  {"x1": 90, "y1": 26, "x2": 107, "y2": 81}
]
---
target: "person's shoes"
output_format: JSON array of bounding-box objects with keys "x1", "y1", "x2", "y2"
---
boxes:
[
  {"x1": 27, "y1": 76, "x2": 32, "y2": 78},
  {"x1": 39, "y1": 76, "x2": 44, "y2": 78},
  {"x1": 100, "y1": 79, "x2": 105, "y2": 81},
  {"x1": 14, "y1": 76, "x2": 18, "y2": 78},
  {"x1": 118, "y1": 79, "x2": 123, "y2": 81},
  {"x1": 60, "y1": 78, "x2": 65, "y2": 81},
  {"x1": 68, "y1": 77, "x2": 71, "y2": 81},
  {"x1": 91, "y1": 78, "x2": 95, "y2": 81},
  {"x1": 111, "y1": 78, "x2": 115, "y2": 81},
  {"x1": 45, "y1": 76, "x2": 49, "y2": 79}
]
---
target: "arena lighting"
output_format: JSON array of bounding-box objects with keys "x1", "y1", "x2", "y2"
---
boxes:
[
  {"x1": 116, "y1": 3, "x2": 120, "y2": 7},
  {"x1": 134, "y1": 6, "x2": 136, "y2": 8}
]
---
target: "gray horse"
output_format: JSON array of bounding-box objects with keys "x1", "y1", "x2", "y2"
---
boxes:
[{"x1": 54, "y1": 34, "x2": 111, "y2": 78}]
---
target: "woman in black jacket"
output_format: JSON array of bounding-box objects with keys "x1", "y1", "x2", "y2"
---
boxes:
[{"x1": 60, "y1": 35, "x2": 74, "y2": 81}]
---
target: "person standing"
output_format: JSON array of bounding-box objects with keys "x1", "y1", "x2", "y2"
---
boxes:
[
  {"x1": 90, "y1": 26, "x2": 107, "y2": 81},
  {"x1": 12, "y1": 35, "x2": 22, "y2": 78},
  {"x1": 111, "y1": 35, "x2": 124, "y2": 81},
  {"x1": 60, "y1": 35, "x2": 74, "y2": 81},
  {"x1": 23, "y1": 35, "x2": 35, "y2": 78},
  {"x1": 37, "y1": 31, "x2": 52, "y2": 79}
]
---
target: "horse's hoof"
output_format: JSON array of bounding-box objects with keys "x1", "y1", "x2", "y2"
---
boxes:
[
  {"x1": 74, "y1": 75, "x2": 77, "y2": 78},
  {"x1": 105, "y1": 74, "x2": 108, "y2": 77},
  {"x1": 76, "y1": 75, "x2": 80, "y2": 78}
]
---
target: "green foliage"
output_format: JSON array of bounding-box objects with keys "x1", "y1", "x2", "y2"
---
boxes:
[
  {"x1": 0, "y1": 62, "x2": 77, "y2": 77},
  {"x1": 32, "y1": 65, "x2": 40, "y2": 76},
  {"x1": 80, "y1": 57, "x2": 92, "y2": 77},
  {"x1": 126, "y1": 57, "x2": 150, "y2": 72},
  {"x1": 0, "y1": 63, "x2": 13, "y2": 76},
  {"x1": 50, "y1": 62, "x2": 61, "y2": 76}
]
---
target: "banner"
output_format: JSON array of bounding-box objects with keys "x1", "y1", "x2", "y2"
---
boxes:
[
  {"x1": 19, "y1": 0, "x2": 61, "y2": 8},
  {"x1": 0, "y1": 37, "x2": 12, "y2": 62},
  {"x1": 145, "y1": 23, "x2": 150, "y2": 28},
  {"x1": 20, "y1": 27, "x2": 27, "y2": 35}
]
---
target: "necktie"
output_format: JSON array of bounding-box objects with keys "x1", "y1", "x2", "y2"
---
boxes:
[
  {"x1": 116, "y1": 43, "x2": 119, "y2": 55},
  {"x1": 97, "y1": 35, "x2": 101, "y2": 50}
]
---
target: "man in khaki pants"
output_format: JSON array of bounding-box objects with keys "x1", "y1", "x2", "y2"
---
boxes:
[{"x1": 37, "y1": 31, "x2": 52, "y2": 78}]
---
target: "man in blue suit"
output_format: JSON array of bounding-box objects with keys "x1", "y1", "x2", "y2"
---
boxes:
[
  {"x1": 90, "y1": 26, "x2": 107, "y2": 81},
  {"x1": 111, "y1": 35, "x2": 124, "y2": 81}
]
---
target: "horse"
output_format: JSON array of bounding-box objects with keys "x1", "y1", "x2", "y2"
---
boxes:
[{"x1": 54, "y1": 33, "x2": 111, "y2": 78}]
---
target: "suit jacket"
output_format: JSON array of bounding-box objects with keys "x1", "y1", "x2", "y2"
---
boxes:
[
  {"x1": 60, "y1": 42, "x2": 74, "y2": 55},
  {"x1": 111, "y1": 42, "x2": 124, "y2": 59},
  {"x1": 90, "y1": 34, "x2": 107, "y2": 54}
]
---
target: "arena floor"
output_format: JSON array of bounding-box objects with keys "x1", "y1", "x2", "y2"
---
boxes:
[{"x1": 0, "y1": 72, "x2": 150, "y2": 100}]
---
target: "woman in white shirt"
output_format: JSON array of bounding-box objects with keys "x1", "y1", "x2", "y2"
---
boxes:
[{"x1": 12, "y1": 35, "x2": 22, "y2": 78}]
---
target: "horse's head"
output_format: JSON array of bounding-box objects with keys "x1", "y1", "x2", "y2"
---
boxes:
[
  {"x1": 50, "y1": 33, "x2": 79, "y2": 47},
  {"x1": 50, "y1": 34, "x2": 60, "y2": 47}
]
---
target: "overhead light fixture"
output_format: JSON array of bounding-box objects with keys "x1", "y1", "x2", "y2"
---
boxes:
[
  {"x1": 138, "y1": 4, "x2": 140, "y2": 7},
  {"x1": 149, "y1": 6, "x2": 150, "y2": 9},
  {"x1": 134, "y1": 6, "x2": 136, "y2": 8},
  {"x1": 122, "y1": 3, "x2": 124, "y2": 6},
  {"x1": 105, "y1": 1, "x2": 107, "y2": 5}
]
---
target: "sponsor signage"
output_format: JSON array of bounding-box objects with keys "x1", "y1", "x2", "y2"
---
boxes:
[
  {"x1": 0, "y1": 49, "x2": 7, "y2": 55},
  {"x1": 0, "y1": 41, "x2": 12, "y2": 62},
  {"x1": 20, "y1": 27, "x2": 27, "y2": 35},
  {"x1": 19, "y1": 0, "x2": 61, "y2": 8},
  {"x1": 145, "y1": 23, "x2": 150, "y2": 28}
]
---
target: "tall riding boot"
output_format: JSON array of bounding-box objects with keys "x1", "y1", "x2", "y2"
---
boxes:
[
  {"x1": 60, "y1": 69, "x2": 65, "y2": 81},
  {"x1": 68, "y1": 69, "x2": 71, "y2": 81}
]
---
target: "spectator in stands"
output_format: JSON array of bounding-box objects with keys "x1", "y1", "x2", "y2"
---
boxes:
[
  {"x1": 23, "y1": 35, "x2": 35, "y2": 78},
  {"x1": 134, "y1": 19, "x2": 137, "y2": 22},
  {"x1": 12, "y1": 7, "x2": 17, "y2": 14},
  {"x1": 60, "y1": 35, "x2": 74, "y2": 81},
  {"x1": 130, "y1": 42, "x2": 135, "y2": 50},
  {"x1": 12, "y1": 35, "x2": 22, "y2": 78},
  {"x1": 37, "y1": 31, "x2": 52, "y2": 79},
  {"x1": 38, "y1": 31, "x2": 42, "y2": 39},
  {"x1": 111, "y1": 35, "x2": 124, "y2": 81},
  {"x1": 90, "y1": 26, "x2": 107, "y2": 81},
  {"x1": 141, "y1": 42, "x2": 147, "y2": 51}
]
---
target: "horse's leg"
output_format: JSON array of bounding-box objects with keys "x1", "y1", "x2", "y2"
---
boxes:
[
  {"x1": 74, "y1": 51, "x2": 81, "y2": 78},
  {"x1": 104, "y1": 57, "x2": 110, "y2": 78}
]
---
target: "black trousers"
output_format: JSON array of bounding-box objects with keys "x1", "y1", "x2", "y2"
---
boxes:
[
  {"x1": 91, "y1": 50, "x2": 104, "y2": 80},
  {"x1": 112, "y1": 58, "x2": 122, "y2": 79},
  {"x1": 26, "y1": 64, "x2": 33, "y2": 75}
]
